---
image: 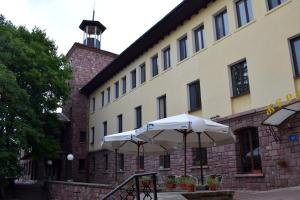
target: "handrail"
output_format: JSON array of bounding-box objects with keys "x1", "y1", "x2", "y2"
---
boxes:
[{"x1": 102, "y1": 172, "x2": 157, "y2": 200}]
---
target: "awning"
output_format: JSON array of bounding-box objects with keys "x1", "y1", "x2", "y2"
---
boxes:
[{"x1": 262, "y1": 101, "x2": 300, "y2": 126}]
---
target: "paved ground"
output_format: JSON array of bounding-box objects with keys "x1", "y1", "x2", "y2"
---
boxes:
[{"x1": 158, "y1": 186, "x2": 300, "y2": 200}]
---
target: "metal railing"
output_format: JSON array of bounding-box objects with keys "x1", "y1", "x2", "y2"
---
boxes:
[{"x1": 102, "y1": 172, "x2": 157, "y2": 200}]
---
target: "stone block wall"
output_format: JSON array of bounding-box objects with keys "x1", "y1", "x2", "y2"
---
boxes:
[{"x1": 46, "y1": 181, "x2": 112, "y2": 200}]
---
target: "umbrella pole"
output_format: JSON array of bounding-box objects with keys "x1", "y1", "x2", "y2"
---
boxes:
[
  {"x1": 184, "y1": 133, "x2": 187, "y2": 177},
  {"x1": 115, "y1": 149, "x2": 118, "y2": 183},
  {"x1": 198, "y1": 132, "x2": 204, "y2": 185},
  {"x1": 137, "y1": 143, "x2": 140, "y2": 172}
]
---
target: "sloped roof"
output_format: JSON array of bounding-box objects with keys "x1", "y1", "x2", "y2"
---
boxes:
[{"x1": 81, "y1": 0, "x2": 213, "y2": 96}]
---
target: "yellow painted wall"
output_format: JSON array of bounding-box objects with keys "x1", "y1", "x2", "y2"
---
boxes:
[{"x1": 88, "y1": 0, "x2": 300, "y2": 151}]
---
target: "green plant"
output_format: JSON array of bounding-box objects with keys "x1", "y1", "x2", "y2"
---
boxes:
[
  {"x1": 185, "y1": 178, "x2": 195, "y2": 186},
  {"x1": 206, "y1": 176, "x2": 219, "y2": 190},
  {"x1": 165, "y1": 177, "x2": 176, "y2": 184}
]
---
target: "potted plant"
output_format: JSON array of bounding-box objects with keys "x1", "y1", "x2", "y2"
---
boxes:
[
  {"x1": 185, "y1": 178, "x2": 196, "y2": 192},
  {"x1": 206, "y1": 176, "x2": 219, "y2": 191},
  {"x1": 165, "y1": 176, "x2": 176, "y2": 189},
  {"x1": 140, "y1": 176, "x2": 152, "y2": 187},
  {"x1": 177, "y1": 176, "x2": 188, "y2": 190},
  {"x1": 277, "y1": 160, "x2": 287, "y2": 168}
]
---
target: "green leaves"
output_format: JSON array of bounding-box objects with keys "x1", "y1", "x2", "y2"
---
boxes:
[{"x1": 0, "y1": 15, "x2": 71, "y2": 180}]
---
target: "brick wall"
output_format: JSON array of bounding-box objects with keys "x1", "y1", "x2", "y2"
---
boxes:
[
  {"x1": 62, "y1": 43, "x2": 117, "y2": 182},
  {"x1": 46, "y1": 181, "x2": 112, "y2": 200},
  {"x1": 87, "y1": 111, "x2": 300, "y2": 190}
]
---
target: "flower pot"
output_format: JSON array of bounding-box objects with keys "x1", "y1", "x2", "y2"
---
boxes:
[
  {"x1": 166, "y1": 183, "x2": 176, "y2": 189},
  {"x1": 179, "y1": 183, "x2": 187, "y2": 190},
  {"x1": 208, "y1": 184, "x2": 217, "y2": 191},
  {"x1": 186, "y1": 185, "x2": 195, "y2": 192}
]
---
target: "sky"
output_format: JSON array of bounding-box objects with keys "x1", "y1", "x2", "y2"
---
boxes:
[{"x1": 0, "y1": 0, "x2": 182, "y2": 55}]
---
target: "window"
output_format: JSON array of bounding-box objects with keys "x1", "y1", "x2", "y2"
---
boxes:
[
  {"x1": 178, "y1": 35, "x2": 188, "y2": 61},
  {"x1": 215, "y1": 9, "x2": 229, "y2": 40},
  {"x1": 151, "y1": 55, "x2": 158, "y2": 77},
  {"x1": 92, "y1": 157, "x2": 96, "y2": 171},
  {"x1": 90, "y1": 127, "x2": 95, "y2": 144},
  {"x1": 91, "y1": 97, "x2": 95, "y2": 112},
  {"x1": 267, "y1": 0, "x2": 287, "y2": 10},
  {"x1": 159, "y1": 154, "x2": 170, "y2": 169},
  {"x1": 135, "y1": 106, "x2": 142, "y2": 129},
  {"x1": 107, "y1": 87, "x2": 110, "y2": 103},
  {"x1": 236, "y1": 0, "x2": 254, "y2": 27},
  {"x1": 163, "y1": 47, "x2": 171, "y2": 70},
  {"x1": 114, "y1": 81, "x2": 119, "y2": 99},
  {"x1": 136, "y1": 155, "x2": 144, "y2": 170},
  {"x1": 230, "y1": 60, "x2": 250, "y2": 97},
  {"x1": 192, "y1": 148, "x2": 208, "y2": 166},
  {"x1": 117, "y1": 114, "x2": 123, "y2": 133},
  {"x1": 140, "y1": 63, "x2": 146, "y2": 84},
  {"x1": 78, "y1": 159, "x2": 85, "y2": 171},
  {"x1": 238, "y1": 128, "x2": 261, "y2": 173},
  {"x1": 103, "y1": 121, "x2": 107, "y2": 136},
  {"x1": 119, "y1": 154, "x2": 124, "y2": 171},
  {"x1": 101, "y1": 91, "x2": 105, "y2": 107},
  {"x1": 157, "y1": 95, "x2": 167, "y2": 119},
  {"x1": 188, "y1": 80, "x2": 201, "y2": 111},
  {"x1": 131, "y1": 69, "x2": 136, "y2": 89},
  {"x1": 122, "y1": 76, "x2": 127, "y2": 94},
  {"x1": 291, "y1": 36, "x2": 300, "y2": 76},
  {"x1": 194, "y1": 25, "x2": 205, "y2": 52},
  {"x1": 104, "y1": 154, "x2": 108, "y2": 171},
  {"x1": 79, "y1": 131, "x2": 86, "y2": 143}
]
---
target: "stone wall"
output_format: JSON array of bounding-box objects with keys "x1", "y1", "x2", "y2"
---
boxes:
[
  {"x1": 87, "y1": 110, "x2": 300, "y2": 190},
  {"x1": 62, "y1": 43, "x2": 117, "y2": 182},
  {"x1": 46, "y1": 181, "x2": 112, "y2": 200}
]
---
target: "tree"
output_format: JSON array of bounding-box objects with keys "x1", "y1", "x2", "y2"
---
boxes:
[{"x1": 0, "y1": 15, "x2": 71, "y2": 184}]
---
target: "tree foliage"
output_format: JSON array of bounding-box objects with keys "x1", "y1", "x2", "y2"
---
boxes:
[{"x1": 0, "y1": 15, "x2": 71, "y2": 180}]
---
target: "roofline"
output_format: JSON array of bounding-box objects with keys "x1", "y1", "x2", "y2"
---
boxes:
[
  {"x1": 81, "y1": 0, "x2": 213, "y2": 96},
  {"x1": 66, "y1": 42, "x2": 118, "y2": 59}
]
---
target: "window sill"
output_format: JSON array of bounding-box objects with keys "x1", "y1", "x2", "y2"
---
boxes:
[
  {"x1": 188, "y1": 107, "x2": 202, "y2": 113},
  {"x1": 234, "y1": 20, "x2": 256, "y2": 34},
  {"x1": 235, "y1": 173, "x2": 264, "y2": 178},
  {"x1": 213, "y1": 34, "x2": 232, "y2": 46},
  {"x1": 265, "y1": 0, "x2": 291, "y2": 16},
  {"x1": 161, "y1": 67, "x2": 172, "y2": 75},
  {"x1": 190, "y1": 165, "x2": 208, "y2": 170},
  {"x1": 117, "y1": 170, "x2": 125, "y2": 174},
  {"x1": 230, "y1": 91, "x2": 250, "y2": 99},
  {"x1": 177, "y1": 57, "x2": 190, "y2": 66},
  {"x1": 158, "y1": 168, "x2": 171, "y2": 171},
  {"x1": 149, "y1": 74, "x2": 160, "y2": 81},
  {"x1": 102, "y1": 170, "x2": 110, "y2": 174},
  {"x1": 192, "y1": 47, "x2": 208, "y2": 58}
]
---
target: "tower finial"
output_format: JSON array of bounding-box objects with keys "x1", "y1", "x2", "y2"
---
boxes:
[{"x1": 92, "y1": 0, "x2": 95, "y2": 21}]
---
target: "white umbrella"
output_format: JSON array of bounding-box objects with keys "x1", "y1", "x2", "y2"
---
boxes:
[
  {"x1": 101, "y1": 130, "x2": 176, "y2": 182},
  {"x1": 136, "y1": 114, "x2": 235, "y2": 184}
]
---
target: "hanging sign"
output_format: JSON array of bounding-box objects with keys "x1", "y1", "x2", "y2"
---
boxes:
[{"x1": 288, "y1": 133, "x2": 298, "y2": 142}]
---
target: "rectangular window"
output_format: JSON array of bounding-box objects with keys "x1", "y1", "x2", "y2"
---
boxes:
[
  {"x1": 151, "y1": 55, "x2": 159, "y2": 77},
  {"x1": 103, "y1": 121, "x2": 107, "y2": 136},
  {"x1": 104, "y1": 154, "x2": 108, "y2": 171},
  {"x1": 236, "y1": 0, "x2": 254, "y2": 27},
  {"x1": 90, "y1": 127, "x2": 95, "y2": 144},
  {"x1": 107, "y1": 87, "x2": 110, "y2": 103},
  {"x1": 178, "y1": 35, "x2": 188, "y2": 61},
  {"x1": 158, "y1": 95, "x2": 167, "y2": 119},
  {"x1": 117, "y1": 114, "x2": 123, "y2": 133},
  {"x1": 78, "y1": 159, "x2": 85, "y2": 171},
  {"x1": 140, "y1": 63, "x2": 146, "y2": 84},
  {"x1": 291, "y1": 36, "x2": 300, "y2": 76},
  {"x1": 238, "y1": 128, "x2": 261, "y2": 173},
  {"x1": 135, "y1": 106, "x2": 142, "y2": 129},
  {"x1": 188, "y1": 80, "x2": 201, "y2": 111},
  {"x1": 230, "y1": 60, "x2": 250, "y2": 97},
  {"x1": 163, "y1": 47, "x2": 171, "y2": 70},
  {"x1": 122, "y1": 76, "x2": 126, "y2": 94},
  {"x1": 101, "y1": 91, "x2": 105, "y2": 107},
  {"x1": 79, "y1": 131, "x2": 86, "y2": 143},
  {"x1": 119, "y1": 153, "x2": 124, "y2": 171},
  {"x1": 215, "y1": 9, "x2": 229, "y2": 40},
  {"x1": 114, "y1": 81, "x2": 119, "y2": 99},
  {"x1": 194, "y1": 25, "x2": 205, "y2": 52},
  {"x1": 267, "y1": 0, "x2": 287, "y2": 10},
  {"x1": 91, "y1": 97, "x2": 95, "y2": 112},
  {"x1": 192, "y1": 148, "x2": 208, "y2": 166},
  {"x1": 136, "y1": 155, "x2": 144, "y2": 170},
  {"x1": 131, "y1": 69, "x2": 136, "y2": 89},
  {"x1": 159, "y1": 154, "x2": 170, "y2": 169}
]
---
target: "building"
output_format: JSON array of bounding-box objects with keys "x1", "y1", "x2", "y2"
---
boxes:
[{"x1": 75, "y1": 0, "x2": 300, "y2": 190}]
